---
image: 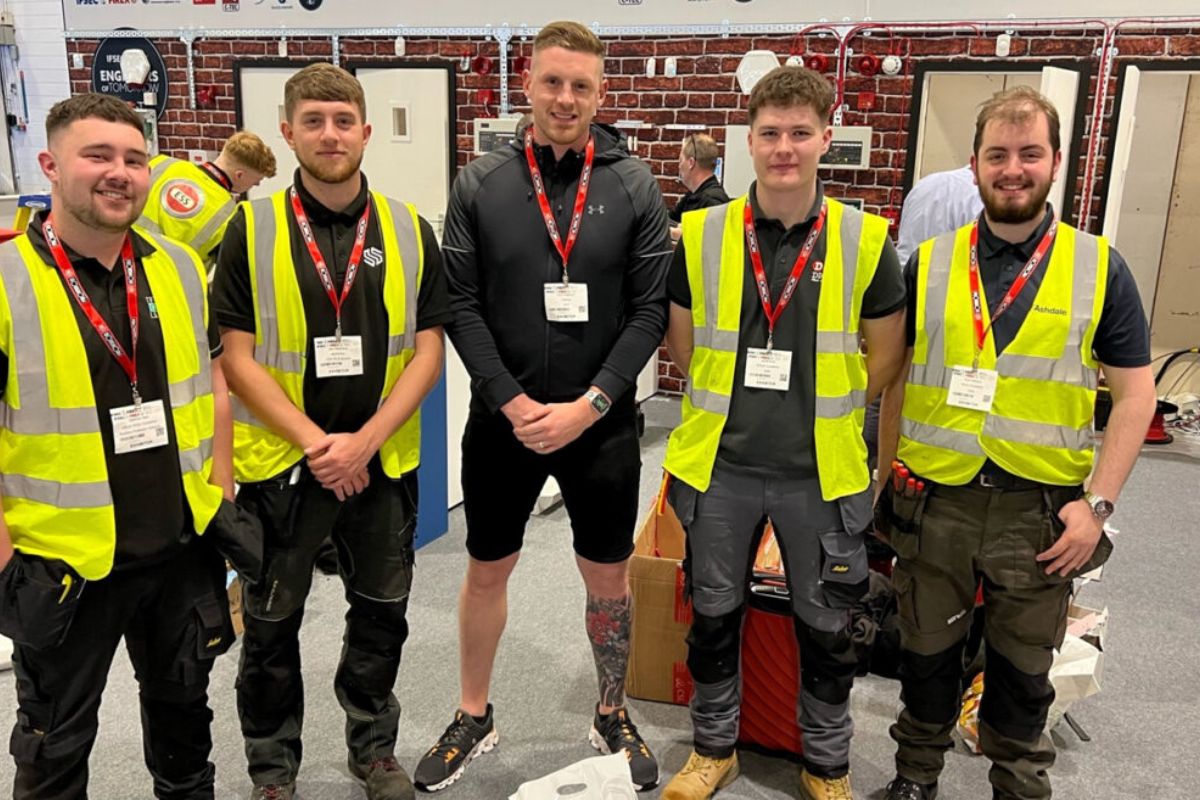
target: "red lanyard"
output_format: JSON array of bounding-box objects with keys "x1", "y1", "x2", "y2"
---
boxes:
[
  {"x1": 200, "y1": 162, "x2": 233, "y2": 192},
  {"x1": 967, "y1": 217, "x2": 1058, "y2": 359},
  {"x1": 43, "y1": 217, "x2": 143, "y2": 404},
  {"x1": 743, "y1": 201, "x2": 827, "y2": 350},
  {"x1": 524, "y1": 128, "x2": 595, "y2": 284},
  {"x1": 289, "y1": 187, "x2": 371, "y2": 339}
]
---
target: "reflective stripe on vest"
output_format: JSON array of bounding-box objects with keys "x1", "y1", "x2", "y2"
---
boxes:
[
  {"x1": 898, "y1": 222, "x2": 1106, "y2": 485},
  {"x1": 231, "y1": 189, "x2": 423, "y2": 483},
  {"x1": 137, "y1": 156, "x2": 237, "y2": 262},
  {"x1": 663, "y1": 195, "x2": 884, "y2": 500},
  {"x1": 0, "y1": 233, "x2": 223, "y2": 579}
]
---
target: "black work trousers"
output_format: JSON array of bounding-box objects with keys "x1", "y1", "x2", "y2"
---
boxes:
[
  {"x1": 235, "y1": 460, "x2": 417, "y2": 787},
  {"x1": 8, "y1": 542, "x2": 233, "y2": 800}
]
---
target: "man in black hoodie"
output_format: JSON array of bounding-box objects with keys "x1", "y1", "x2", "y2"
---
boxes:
[{"x1": 414, "y1": 20, "x2": 670, "y2": 794}]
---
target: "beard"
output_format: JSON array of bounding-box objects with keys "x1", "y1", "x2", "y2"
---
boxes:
[
  {"x1": 296, "y1": 148, "x2": 363, "y2": 185},
  {"x1": 980, "y1": 177, "x2": 1053, "y2": 224},
  {"x1": 64, "y1": 192, "x2": 142, "y2": 233}
]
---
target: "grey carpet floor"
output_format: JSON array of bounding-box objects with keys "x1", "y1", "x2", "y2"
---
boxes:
[{"x1": 1, "y1": 396, "x2": 1198, "y2": 799}]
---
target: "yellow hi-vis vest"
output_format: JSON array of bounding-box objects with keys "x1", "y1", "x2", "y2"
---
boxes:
[
  {"x1": 663, "y1": 196, "x2": 888, "y2": 500},
  {"x1": 231, "y1": 188, "x2": 424, "y2": 484},
  {"x1": 137, "y1": 155, "x2": 238, "y2": 265},
  {"x1": 0, "y1": 231, "x2": 224, "y2": 580},
  {"x1": 898, "y1": 222, "x2": 1108, "y2": 486}
]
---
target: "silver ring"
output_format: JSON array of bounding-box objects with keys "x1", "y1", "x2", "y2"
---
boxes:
[{"x1": 538, "y1": 441, "x2": 546, "y2": 450}]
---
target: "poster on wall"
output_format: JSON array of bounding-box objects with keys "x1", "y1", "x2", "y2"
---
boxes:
[{"x1": 91, "y1": 34, "x2": 169, "y2": 120}]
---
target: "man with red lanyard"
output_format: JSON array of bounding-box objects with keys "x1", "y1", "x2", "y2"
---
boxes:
[
  {"x1": 660, "y1": 65, "x2": 906, "y2": 800},
  {"x1": 138, "y1": 130, "x2": 277, "y2": 270},
  {"x1": 876, "y1": 87, "x2": 1155, "y2": 800},
  {"x1": 414, "y1": 20, "x2": 670, "y2": 794},
  {"x1": 213, "y1": 63, "x2": 450, "y2": 800},
  {"x1": 0, "y1": 93, "x2": 235, "y2": 798}
]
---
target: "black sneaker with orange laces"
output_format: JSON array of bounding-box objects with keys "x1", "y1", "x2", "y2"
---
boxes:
[
  {"x1": 588, "y1": 704, "x2": 659, "y2": 791},
  {"x1": 413, "y1": 705, "x2": 499, "y2": 793}
]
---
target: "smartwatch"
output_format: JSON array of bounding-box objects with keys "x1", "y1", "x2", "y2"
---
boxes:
[{"x1": 584, "y1": 389, "x2": 611, "y2": 418}]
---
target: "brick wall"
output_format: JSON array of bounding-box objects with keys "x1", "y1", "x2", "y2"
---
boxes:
[{"x1": 64, "y1": 28, "x2": 1200, "y2": 394}]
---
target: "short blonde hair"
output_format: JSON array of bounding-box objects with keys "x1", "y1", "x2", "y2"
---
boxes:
[
  {"x1": 533, "y1": 21, "x2": 605, "y2": 58},
  {"x1": 221, "y1": 130, "x2": 277, "y2": 177},
  {"x1": 974, "y1": 86, "x2": 1061, "y2": 154},
  {"x1": 284, "y1": 62, "x2": 366, "y2": 124},
  {"x1": 683, "y1": 133, "x2": 720, "y2": 171}
]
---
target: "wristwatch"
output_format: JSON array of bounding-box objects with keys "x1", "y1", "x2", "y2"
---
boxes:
[
  {"x1": 584, "y1": 389, "x2": 611, "y2": 418},
  {"x1": 1083, "y1": 491, "x2": 1114, "y2": 522}
]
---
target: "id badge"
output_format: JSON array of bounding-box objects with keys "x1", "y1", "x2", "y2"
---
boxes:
[
  {"x1": 544, "y1": 282, "x2": 589, "y2": 322},
  {"x1": 314, "y1": 335, "x2": 364, "y2": 378},
  {"x1": 948, "y1": 366, "x2": 998, "y2": 412},
  {"x1": 111, "y1": 399, "x2": 170, "y2": 454},
  {"x1": 744, "y1": 347, "x2": 792, "y2": 391}
]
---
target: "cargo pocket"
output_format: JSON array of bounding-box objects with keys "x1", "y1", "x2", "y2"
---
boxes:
[
  {"x1": 1039, "y1": 489, "x2": 1113, "y2": 584},
  {"x1": 9, "y1": 697, "x2": 53, "y2": 762},
  {"x1": 877, "y1": 483, "x2": 929, "y2": 561},
  {"x1": 666, "y1": 477, "x2": 698, "y2": 528},
  {"x1": 818, "y1": 528, "x2": 869, "y2": 609},
  {"x1": 192, "y1": 593, "x2": 234, "y2": 662},
  {"x1": 0, "y1": 554, "x2": 86, "y2": 651}
]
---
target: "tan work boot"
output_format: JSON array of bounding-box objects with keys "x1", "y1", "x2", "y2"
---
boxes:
[
  {"x1": 799, "y1": 769, "x2": 854, "y2": 800},
  {"x1": 661, "y1": 751, "x2": 740, "y2": 799}
]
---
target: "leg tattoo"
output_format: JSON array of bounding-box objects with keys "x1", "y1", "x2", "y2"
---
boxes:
[{"x1": 586, "y1": 593, "x2": 632, "y2": 709}]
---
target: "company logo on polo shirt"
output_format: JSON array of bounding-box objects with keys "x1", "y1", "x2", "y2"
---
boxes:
[
  {"x1": 1033, "y1": 304, "x2": 1067, "y2": 316},
  {"x1": 362, "y1": 247, "x2": 384, "y2": 268},
  {"x1": 811, "y1": 260, "x2": 824, "y2": 282},
  {"x1": 162, "y1": 180, "x2": 205, "y2": 219}
]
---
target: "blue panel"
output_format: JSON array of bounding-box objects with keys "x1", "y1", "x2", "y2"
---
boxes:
[{"x1": 416, "y1": 368, "x2": 449, "y2": 549}]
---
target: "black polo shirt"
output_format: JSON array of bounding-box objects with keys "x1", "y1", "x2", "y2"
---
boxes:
[
  {"x1": 213, "y1": 170, "x2": 452, "y2": 436},
  {"x1": 669, "y1": 175, "x2": 731, "y2": 223},
  {"x1": 0, "y1": 212, "x2": 223, "y2": 568},
  {"x1": 668, "y1": 181, "x2": 906, "y2": 477},
  {"x1": 901, "y1": 206, "x2": 1151, "y2": 366}
]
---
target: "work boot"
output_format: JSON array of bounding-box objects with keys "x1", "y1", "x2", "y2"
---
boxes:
[
  {"x1": 885, "y1": 776, "x2": 939, "y2": 800},
  {"x1": 799, "y1": 769, "x2": 854, "y2": 800},
  {"x1": 249, "y1": 784, "x2": 295, "y2": 800},
  {"x1": 350, "y1": 755, "x2": 415, "y2": 800},
  {"x1": 661, "y1": 751, "x2": 739, "y2": 799}
]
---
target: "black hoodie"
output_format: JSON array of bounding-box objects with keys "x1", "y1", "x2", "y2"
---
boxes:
[{"x1": 443, "y1": 122, "x2": 672, "y2": 414}]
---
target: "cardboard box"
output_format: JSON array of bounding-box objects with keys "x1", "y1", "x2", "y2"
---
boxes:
[{"x1": 627, "y1": 498, "x2": 694, "y2": 705}]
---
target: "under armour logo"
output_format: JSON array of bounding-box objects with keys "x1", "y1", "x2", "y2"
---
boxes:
[
  {"x1": 588, "y1": 204, "x2": 605, "y2": 215},
  {"x1": 362, "y1": 247, "x2": 384, "y2": 268}
]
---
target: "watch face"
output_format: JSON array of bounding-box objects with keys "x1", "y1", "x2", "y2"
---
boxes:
[{"x1": 1095, "y1": 500, "x2": 1114, "y2": 518}]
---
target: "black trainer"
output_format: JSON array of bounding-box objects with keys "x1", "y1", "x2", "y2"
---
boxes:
[
  {"x1": 588, "y1": 705, "x2": 659, "y2": 791},
  {"x1": 413, "y1": 706, "x2": 499, "y2": 793},
  {"x1": 885, "y1": 776, "x2": 938, "y2": 800}
]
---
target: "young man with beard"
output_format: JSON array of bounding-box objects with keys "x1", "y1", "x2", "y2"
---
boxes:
[
  {"x1": 877, "y1": 86, "x2": 1156, "y2": 800},
  {"x1": 213, "y1": 63, "x2": 451, "y2": 800},
  {"x1": 414, "y1": 20, "x2": 670, "y2": 794},
  {"x1": 0, "y1": 93, "x2": 234, "y2": 799},
  {"x1": 659, "y1": 65, "x2": 906, "y2": 800}
]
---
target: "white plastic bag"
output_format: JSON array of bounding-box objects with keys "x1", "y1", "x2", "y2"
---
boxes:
[{"x1": 509, "y1": 753, "x2": 636, "y2": 800}]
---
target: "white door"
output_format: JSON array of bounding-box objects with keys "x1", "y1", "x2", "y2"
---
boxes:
[
  {"x1": 355, "y1": 67, "x2": 451, "y2": 235},
  {"x1": 1039, "y1": 66, "x2": 1081, "y2": 218},
  {"x1": 355, "y1": 66, "x2": 465, "y2": 505},
  {"x1": 236, "y1": 66, "x2": 303, "y2": 199}
]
